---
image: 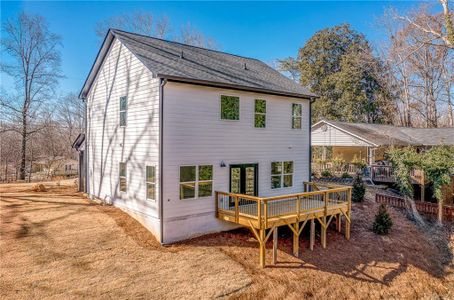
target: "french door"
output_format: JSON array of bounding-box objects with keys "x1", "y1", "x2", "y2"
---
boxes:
[{"x1": 229, "y1": 164, "x2": 258, "y2": 196}]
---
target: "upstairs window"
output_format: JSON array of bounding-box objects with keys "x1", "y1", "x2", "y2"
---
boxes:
[
  {"x1": 271, "y1": 161, "x2": 293, "y2": 189},
  {"x1": 292, "y1": 103, "x2": 302, "y2": 129},
  {"x1": 146, "y1": 166, "x2": 156, "y2": 201},
  {"x1": 254, "y1": 99, "x2": 266, "y2": 128},
  {"x1": 180, "y1": 165, "x2": 213, "y2": 199},
  {"x1": 221, "y1": 95, "x2": 239, "y2": 120},
  {"x1": 120, "y1": 96, "x2": 127, "y2": 127},
  {"x1": 119, "y1": 162, "x2": 127, "y2": 192}
]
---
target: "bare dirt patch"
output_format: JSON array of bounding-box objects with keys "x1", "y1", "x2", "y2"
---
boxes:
[
  {"x1": 1, "y1": 181, "x2": 453, "y2": 299},
  {"x1": 0, "y1": 180, "x2": 251, "y2": 299}
]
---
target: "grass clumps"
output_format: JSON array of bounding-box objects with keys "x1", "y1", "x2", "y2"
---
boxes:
[{"x1": 373, "y1": 204, "x2": 393, "y2": 235}]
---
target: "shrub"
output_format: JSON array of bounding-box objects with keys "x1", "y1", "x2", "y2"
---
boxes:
[
  {"x1": 351, "y1": 174, "x2": 365, "y2": 202},
  {"x1": 321, "y1": 170, "x2": 332, "y2": 177},
  {"x1": 373, "y1": 204, "x2": 393, "y2": 235},
  {"x1": 341, "y1": 172, "x2": 352, "y2": 179}
]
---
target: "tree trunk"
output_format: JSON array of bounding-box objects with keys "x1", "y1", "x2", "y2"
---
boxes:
[
  {"x1": 19, "y1": 112, "x2": 27, "y2": 180},
  {"x1": 405, "y1": 195, "x2": 426, "y2": 227},
  {"x1": 438, "y1": 197, "x2": 444, "y2": 225}
]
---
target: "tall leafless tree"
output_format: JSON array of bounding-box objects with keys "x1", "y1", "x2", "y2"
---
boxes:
[
  {"x1": 1, "y1": 12, "x2": 62, "y2": 180},
  {"x1": 95, "y1": 12, "x2": 217, "y2": 49}
]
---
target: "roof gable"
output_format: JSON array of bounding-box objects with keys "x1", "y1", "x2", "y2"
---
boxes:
[
  {"x1": 80, "y1": 29, "x2": 316, "y2": 99},
  {"x1": 312, "y1": 120, "x2": 454, "y2": 147}
]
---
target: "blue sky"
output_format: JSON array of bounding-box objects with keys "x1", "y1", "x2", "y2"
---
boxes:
[{"x1": 1, "y1": 1, "x2": 431, "y2": 95}]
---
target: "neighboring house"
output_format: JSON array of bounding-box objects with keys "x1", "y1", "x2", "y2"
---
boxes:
[
  {"x1": 311, "y1": 119, "x2": 454, "y2": 189},
  {"x1": 33, "y1": 156, "x2": 79, "y2": 178},
  {"x1": 312, "y1": 119, "x2": 454, "y2": 165},
  {"x1": 79, "y1": 29, "x2": 317, "y2": 244},
  {"x1": 72, "y1": 133, "x2": 86, "y2": 192}
]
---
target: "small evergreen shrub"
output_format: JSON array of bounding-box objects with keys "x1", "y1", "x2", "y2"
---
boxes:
[
  {"x1": 372, "y1": 204, "x2": 393, "y2": 235},
  {"x1": 341, "y1": 172, "x2": 352, "y2": 179},
  {"x1": 321, "y1": 170, "x2": 332, "y2": 177},
  {"x1": 351, "y1": 174, "x2": 365, "y2": 202}
]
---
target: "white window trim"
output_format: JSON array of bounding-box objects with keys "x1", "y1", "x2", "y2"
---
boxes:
[
  {"x1": 220, "y1": 95, "x2": 240, "y2": 121},
  {"x1": 292, "y1": 103, "x2": 302, "y2": 130},
  {"x1": 179, "y1": 165, "x2": 213, "y2": 200},
  {"x1": 254, "y1": 99, "x2": 266, "y2": 129},
  {"x1": 120, "y1": 96, "x2": 127, "y2": 127},
  {"x1": 271, "y1": 161, "x2": 294, "y2": 189},
  {"x1": 146, "y1": 165, "x2": 156, "y2": 201}
]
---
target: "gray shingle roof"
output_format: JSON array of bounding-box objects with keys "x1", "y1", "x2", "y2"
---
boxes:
[
  {"x1": 109, "y1": 29, "x2": 316, "y2": 98},
  {"x1": 316, "y1": 120, "x2": 454, "y2": 146}
]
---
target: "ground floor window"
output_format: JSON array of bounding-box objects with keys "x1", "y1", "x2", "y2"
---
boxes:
[
  {"x1": 271, "y1": 161, "x2": 293, "y2": 189},
  {"x1": 146, "y1": 165, "x2": 156, "y2": 201},
  {"x1": 119, "y1": 162, "x2": 127, "y2": 192},
  {"x1": 180, "y1": 165, "x2": 213, "y2": 199}
]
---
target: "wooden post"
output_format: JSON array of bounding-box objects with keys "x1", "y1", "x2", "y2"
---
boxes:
[
  {"x1": 345, "y1": 188, "x2": 352, "y2": 240},
  {"x1": 234, "y1": 195, "x2": 239, "y2": 223},
  {"x1": 321, "y1": 217, "x2": 327, "y2": 249},
  {"x1": 310, "y1": 219, "x2": 315, "y2": 251},
  {"x1": 272, "y1": 227, "x2": 278, "y2": 265},
  {"x1": 322, "y1": 191, "x2": 327, "y2": 249},
  {"x1": 293, "y1": 222, "x2": 299, "y2": 257},
  {"x1": 336, "y1": 214, "x2": 341, "y2": 232},
  {"x1": 259, "y1": 228, "x2": 266, "y2": 268}
]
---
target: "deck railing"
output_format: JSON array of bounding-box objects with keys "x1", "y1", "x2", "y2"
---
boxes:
[
  {"x1": 370, "y1": 165, "x2": 424, "y2": 184},
  {"x1": 216, "y1": 182, "x2": 352, "y2": 230}
]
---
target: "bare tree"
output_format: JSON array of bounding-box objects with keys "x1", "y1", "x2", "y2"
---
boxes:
[
  {"x1": 381, "y1": 6, "x2": 454, "y2": 128},
  {"x1": 395, "y1": 1, "x2": 454, "y2": 49},
  {"x1": 57, "y1": 92, "x2": 85, "y2": 157},
  {"x1": 95, "y1": 12, "x2": 217, "y2": 49},
  {"x1": 1, "y1": 12, "x2": 62, "y2": 180}
]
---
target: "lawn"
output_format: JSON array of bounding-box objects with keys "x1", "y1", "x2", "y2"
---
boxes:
[{"x1": 1, "y1": 180, "x2": 453, "y2": 299}]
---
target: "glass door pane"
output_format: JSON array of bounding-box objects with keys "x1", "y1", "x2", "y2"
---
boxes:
[
  {"x1": 231, "y1": 167, "x2": 241, "y2": 194},
  {"x1": 245, "y1": 167, "x2": 256, "y2": 196}
]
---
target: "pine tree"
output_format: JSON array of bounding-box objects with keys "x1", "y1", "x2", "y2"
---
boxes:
[
  {"x1": 351, "y1": 173, "x2": 365, "y2": 202},
  {"x1": 373, "y1": 204, "x2": 393, "y2": 235}
]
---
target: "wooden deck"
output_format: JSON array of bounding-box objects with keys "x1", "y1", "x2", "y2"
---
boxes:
[{"x1": 216, "y1": 182, "x2": 352, "y2": 267}]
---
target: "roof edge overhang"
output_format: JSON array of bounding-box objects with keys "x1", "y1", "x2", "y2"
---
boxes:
[
  {"x1": 79, "y1": 30, "x2": 116, "y2": 100},
  {"x1": 312, "y1": 119, "x2": 379, "y2": 147},
  {"x1": 159, "y1": 74, "x2": 315, "y2": 100},
  {"x1": 79, "y1": 29, "x2": 319, "y2": 101}
]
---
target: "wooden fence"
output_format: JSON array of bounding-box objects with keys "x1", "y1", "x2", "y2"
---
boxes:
[{"x1": 375, "y1": 193, "x2": 454, "y2": 222}]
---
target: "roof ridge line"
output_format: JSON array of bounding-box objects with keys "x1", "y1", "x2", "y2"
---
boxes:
[{"x1": 111, "y1": 28, "x2": 263, "y2": 62}]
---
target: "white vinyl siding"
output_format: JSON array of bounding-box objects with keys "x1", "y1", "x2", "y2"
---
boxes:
[
  {"x1": 162, "y1": 82, "x2": 310, "y2": 242},
  {"x1": 311, "y1": 122, "x2": 373, "y2": 147},
  {"x1": 86, "y1": 38, "x2": 161, "y2": 237}
]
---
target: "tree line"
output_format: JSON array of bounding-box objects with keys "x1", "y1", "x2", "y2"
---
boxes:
[
  {"x1": 1, "y1": 2, "x2": 453, "y2": 182},
  {"x1": 278, "y1": 1, "x2": 453, "y2": 127}
]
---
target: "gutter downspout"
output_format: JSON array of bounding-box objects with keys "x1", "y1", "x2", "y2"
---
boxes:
[
  {"x1": 309, "y1": 97, "x2": 316, "y2": 182},
  {"x1": 159, "y1": 78, "x2": 167, "y2": 244}
]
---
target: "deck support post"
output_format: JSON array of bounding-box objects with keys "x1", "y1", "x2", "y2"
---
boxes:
[
  {"x1": 293, "y1": 222, "x2": 299, "y2": 257},
  {"x1": 272, "y1": 227, "x2": 278, "y2": 265},
  {"x1": 259, "y1": 228, "x2": 266, "y2": 268},
  {"x1": 310, "y1": 219, "x2": 315, "y2": 251},
  {"x1": 336, "y1": 214, "x2": 341, "y2": 232},
  {"x1": 321, "y1": 216, "x2": 327, "y2": 249}
]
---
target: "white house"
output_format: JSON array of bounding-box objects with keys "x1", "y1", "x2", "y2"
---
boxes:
[{"x1": 79, "y1": 29, "x2": 317, "y2": 244}]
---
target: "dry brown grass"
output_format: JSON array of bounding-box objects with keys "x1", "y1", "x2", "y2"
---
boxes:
[{"x1": 1, "y1": 181, "x2": 454, "y2": 299}]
